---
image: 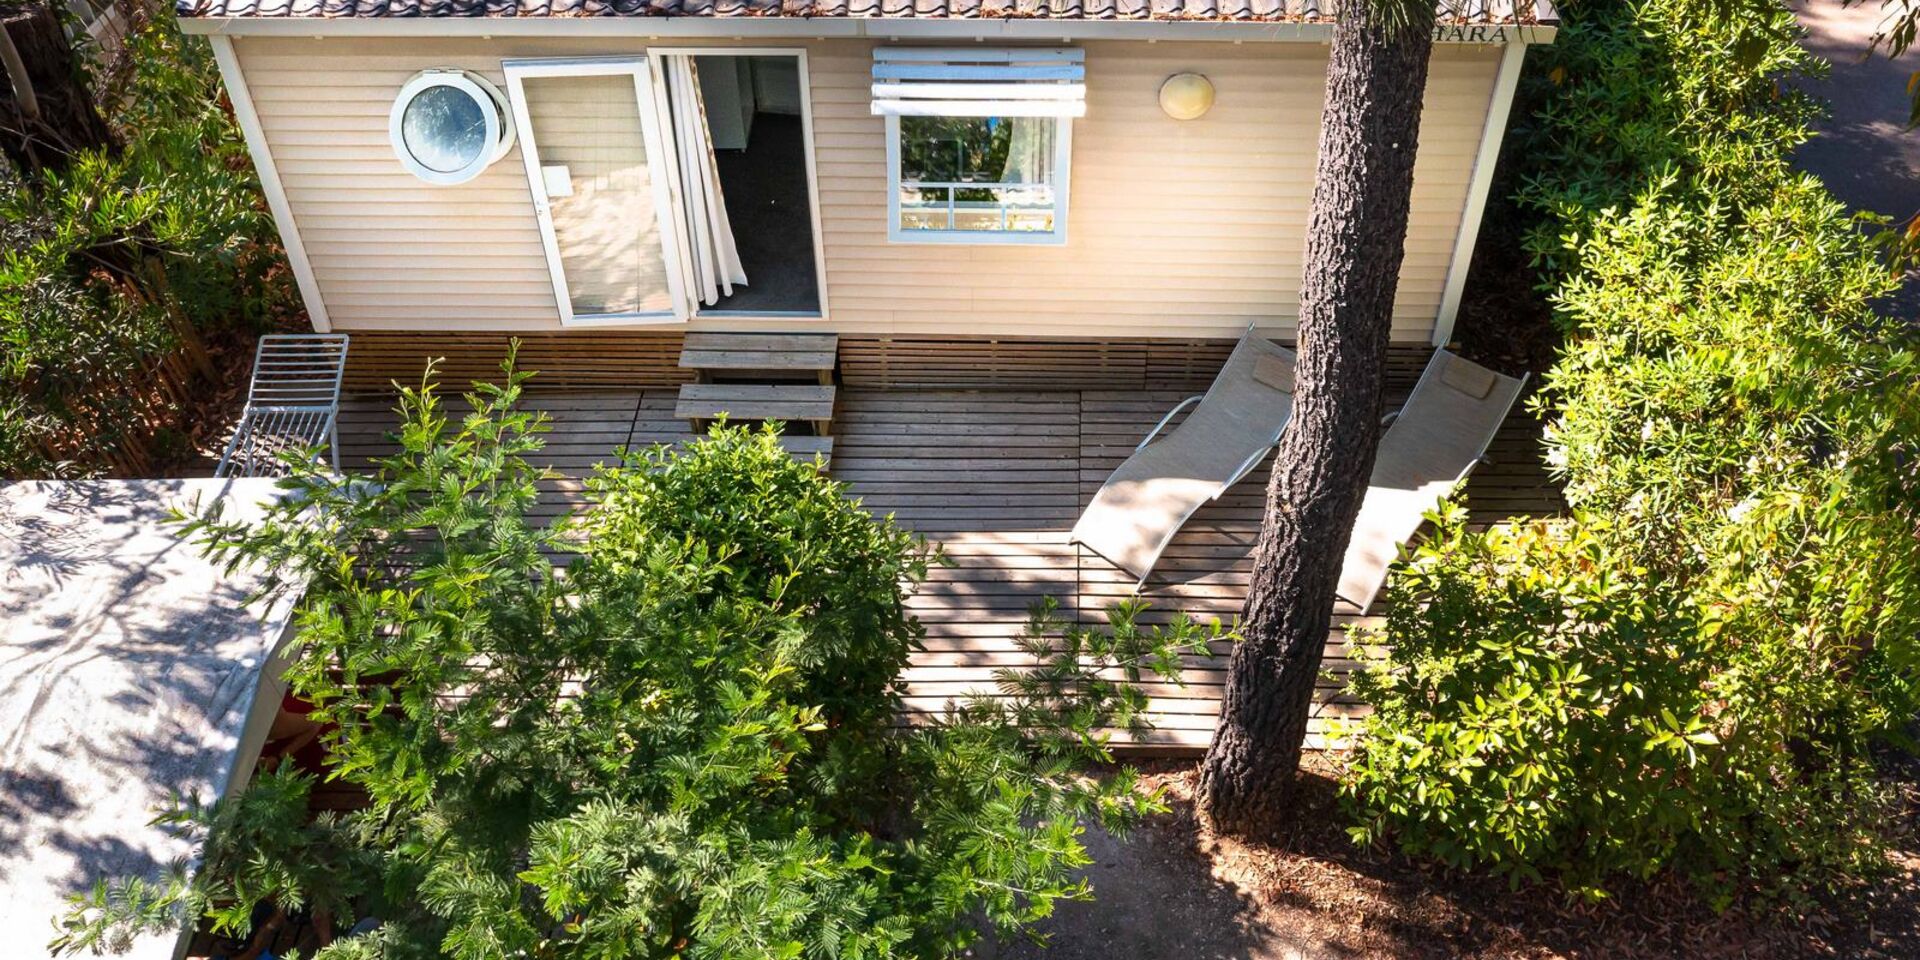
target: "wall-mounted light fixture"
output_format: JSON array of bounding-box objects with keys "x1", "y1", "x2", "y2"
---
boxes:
[{"x1": 1158, "y1": 72, "x2": 1215, "y2": 121}]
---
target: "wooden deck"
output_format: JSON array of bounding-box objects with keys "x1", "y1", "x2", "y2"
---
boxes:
[{"x1": 338, "y1": 384, "x2": 1561, "y2": 752}]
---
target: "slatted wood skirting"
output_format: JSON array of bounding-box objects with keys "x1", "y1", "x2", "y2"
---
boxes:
[
  {"x1": 840, "y1": 337, "x2": 1438, "y2": 392},
  {"x1": 341, "y1": 331, "x2": 694, "y2": 394},
  {"x1": 337, "y1": 377, "x2": 1562, "y2": 754},
  {"x1": 343, "y1": 332, "x2": 1440, "y2": 396}
]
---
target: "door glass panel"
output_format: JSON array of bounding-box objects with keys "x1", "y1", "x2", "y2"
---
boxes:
[{"x1": 520, "y1": 73, "x2": 675, "y2": 317}]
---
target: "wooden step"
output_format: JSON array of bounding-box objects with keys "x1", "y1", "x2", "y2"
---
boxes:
[
  {"x1": 675, "y1": 383, "x2": 836, "y2": 424},
  {"x1": 679, "y1": 433, "x2": 833, "y2": 468},
  {"x1": 777, "y1": 434, "x2": 833, "y2": 467},
  {"x1": 679, "y1": 333, "x2": 838, "y2": 377}
]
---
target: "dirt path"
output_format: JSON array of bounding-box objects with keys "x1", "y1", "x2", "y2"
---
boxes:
[
  {"x1": 989, "y1": 810, "x2": 1317, "y2": 960},
  {"x1": 978, "y1": 759, "x2": 1919, "y2": 959}
]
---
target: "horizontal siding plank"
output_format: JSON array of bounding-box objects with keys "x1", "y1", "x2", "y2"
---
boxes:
[{"x1": 237, "y1": 37, "x2": 1498, "y2": 339}]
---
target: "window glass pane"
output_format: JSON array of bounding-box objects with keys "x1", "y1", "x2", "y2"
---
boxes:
[
  {"x1": 897, "y1": 115, "x2": 1058, "y2": 234},
  {"x1": 520, "y1": 74, "x2": 674, "y2": 317},
  {"x1": 401, "y1": 85, "x2": 488, "y2": 175}
]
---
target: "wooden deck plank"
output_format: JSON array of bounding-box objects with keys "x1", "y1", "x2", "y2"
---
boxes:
[
  {"x1": 679, "y1": 350, "x2": 838, "y2": 371},
  {"x1": 683, "y1": 332, "x2": 839, "y2": 353},
  {"x1": 337, "y1": 378, "x2": 1562, "y2": 755},
  {"x1": 675, "y1": 384, "x2": 837, "y2": 421}
]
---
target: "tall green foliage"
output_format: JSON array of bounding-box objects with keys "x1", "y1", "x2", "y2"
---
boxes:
[
  {"x1": 1511, "y1": 0, "x2": 1822, "y2": 275},
  {"x1": 55, "y1": 362, "x2": 1214, "y2": 959},
  {"x1": 1342, "y1": 0, "x2": 1920, "y2": 904},
  {"x1": 56, "y1": 767, "x2": 372, "y2": 955},
  {"x1": 0, "y1": 8, "x2": 291, "y2": 476}
]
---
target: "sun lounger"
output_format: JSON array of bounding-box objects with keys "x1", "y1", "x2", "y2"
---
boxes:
[
  {"x1": 1071, "y1": 332, "x2": 1297, "y2": 586},
  {"x1": 1336, "y1": 349, "x2": 1527, "y2": 613}
]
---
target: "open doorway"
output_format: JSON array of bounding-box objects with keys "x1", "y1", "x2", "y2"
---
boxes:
[{"x1": 693, "y1": 54, "x2": 822, "y2": 315}]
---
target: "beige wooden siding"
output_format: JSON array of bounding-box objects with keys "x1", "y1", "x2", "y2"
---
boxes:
[{"x1": 235, "y1": 37, "x2": 1501, "y2": 342}]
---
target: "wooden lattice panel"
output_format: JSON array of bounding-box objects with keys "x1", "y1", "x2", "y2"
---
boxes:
[{"x1": 342, "y1": 331, "x2": 693, "y2": 394}]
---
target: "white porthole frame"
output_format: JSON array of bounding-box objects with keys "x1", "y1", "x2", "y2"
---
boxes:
[{"x1": 389, "y1": 69, "x2": 516, "y2": 186}]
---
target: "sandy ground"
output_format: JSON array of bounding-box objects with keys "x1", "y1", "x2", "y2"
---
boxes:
[
  {"x1": 973, "y1": 760, "x2": 1919, "y2": 960},
  {"x1": 979, "y1": 803, "x2": 1318, "y2": 960}
]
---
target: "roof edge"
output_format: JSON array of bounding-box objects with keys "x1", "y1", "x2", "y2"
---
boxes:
[{"x1": 179, "y1": 13, "x2": 1556, "y2": 43}]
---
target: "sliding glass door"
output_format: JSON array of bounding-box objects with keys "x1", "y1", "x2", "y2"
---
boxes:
[{"x1": 504, "y1": 59, "x2": 688, "y2": 326}]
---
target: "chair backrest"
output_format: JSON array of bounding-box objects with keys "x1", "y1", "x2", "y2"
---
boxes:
[
  {"x1": 1199, "y1": 331, "x2": 1295, "y2": 407},
  {"x1": 1167, "y1": 332, "x2": 1298, "y2": 486},
  {"x1": 1336, "y1": 350, "x2": 1526, "y2": 612},
  {"x1": 246, "y1": 334, "x2": 350, "y2": 409},
  {"x1": 1191, "y1": 332, "x2": 1297, "y2": 438}
]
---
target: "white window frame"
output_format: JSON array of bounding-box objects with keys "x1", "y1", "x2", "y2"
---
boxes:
[
  {"x1": 884, "y1": 113, "x2": 1073, "y2": 246},
  {"x1": 389, "y1": 69, "x2": 515, "y2": 187},
  {"x1": 875, "y1": 48, "x2": 1082, "y2": 246},
  {"x1": 502, "y1": 57, "x2": 691, "y2": 328}
]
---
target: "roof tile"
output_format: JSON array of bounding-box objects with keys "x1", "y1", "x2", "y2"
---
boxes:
[{"x1": 178, "y1": 0, "x2": 1556, "y2": 25}]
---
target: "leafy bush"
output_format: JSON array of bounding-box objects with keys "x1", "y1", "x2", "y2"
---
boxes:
[
  {"x1": 0, "y1": 7, "x2": 291, "y2": 476},
  {"x1": 56, "y1": 362, "x2": 1213, "y2": 958},
  {"x1": 55, "y1": 768, "x2": 372, "y2": 955},
  {"x1": 1343, "y1": 0, "x2": 1920, "y2": 904},
  {"x1": 1512, "y1": 0, "x2": 1823, "y2": 275},
  {"x1": 1347, "y1": 504, "x2": 1903, "y2": 903}
]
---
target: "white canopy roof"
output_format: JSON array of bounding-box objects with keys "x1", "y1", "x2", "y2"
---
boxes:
[{"x1": 0, "y1": 479, "x2": 295, "y2": 960}]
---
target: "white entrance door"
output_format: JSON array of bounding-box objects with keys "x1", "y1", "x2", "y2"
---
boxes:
[{"x1": 504, "y1": 58, "x2": 690, "y2": 326}]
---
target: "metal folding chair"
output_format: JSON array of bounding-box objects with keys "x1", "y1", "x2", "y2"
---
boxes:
[{"x1": 215, "y1": 334, "x2": 350, "y2": 478}]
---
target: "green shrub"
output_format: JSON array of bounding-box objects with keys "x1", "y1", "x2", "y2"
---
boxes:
[
  {"x1": 0, "y1": 8, "x2": 291, "y2": 476},
  {"x1": 1513, "y1": 0, "x2": 1822, "y2": 276},
  {"x1": 55, "y1": 362, "x2": 1214, "y2": 959},
  {"x1": 55, "y1": 768, "x2": 373, "y2": 954},
  {"x1": 1345, "y1": 505, "x2": 1901, "y2": 904},
  {"x1": 584, "y1": 430, "x2": 929, "y2": 740},
  {"x1": 1343, "y1": 0, "x2": 1920, "y2": 904}
]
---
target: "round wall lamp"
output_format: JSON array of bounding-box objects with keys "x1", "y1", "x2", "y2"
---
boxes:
[
  {"x1": 1158, "y1": 72, "x2": 1215, "y2": 121},
  {"x1": 389, "y1": 69, "x2": 515, "y2": 185}
]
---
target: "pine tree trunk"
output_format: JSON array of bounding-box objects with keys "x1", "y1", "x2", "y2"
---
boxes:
[
  {"x1": 0, "y1": 1, "x2": 117, "y2": 178},
  {"x1": 1197, "y1": 3, "x2": 1433, "y2": 838}
]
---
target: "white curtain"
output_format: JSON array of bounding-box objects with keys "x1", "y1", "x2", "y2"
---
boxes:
[
  {"x1": 662, "y1": 55, "x2": 747, "y2": 306},
  {"x1": 999, "y1": 116, "x2": 1055, "y2": 188}
]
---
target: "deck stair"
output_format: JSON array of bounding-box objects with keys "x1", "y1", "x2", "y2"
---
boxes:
[{"x1": 676, "y1": 333, "x2": 838, "y2": 465}]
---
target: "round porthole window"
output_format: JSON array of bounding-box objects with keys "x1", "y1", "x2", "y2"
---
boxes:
[{"x1": 389, "y1": 69, "x2": 514, "y2": 185}]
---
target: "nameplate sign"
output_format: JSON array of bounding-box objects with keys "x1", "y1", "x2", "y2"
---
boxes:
[{"x1": 1432, "y1": 25, "x2": 1522, "y2": 43}]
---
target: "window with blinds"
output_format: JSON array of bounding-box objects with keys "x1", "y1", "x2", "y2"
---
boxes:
[{"x1": 872, "y1": 48, "x2": 1084, "y2": 244}]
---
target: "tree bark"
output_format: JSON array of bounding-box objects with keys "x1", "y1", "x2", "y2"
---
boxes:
[
  {"x1": 0, "y1": 2, "x2": 116, "y2": 178},
  {"x1": 1197, "y1": 3, "x2": 1434, "y2": 838}
]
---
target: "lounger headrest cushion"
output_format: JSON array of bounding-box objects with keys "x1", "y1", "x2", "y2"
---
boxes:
[
  {"x1": 1253, "y1": 355, "x2": 1295, "y2": 394},
  {"x1": 1438, "y1": 354, "x2": 1497, "y2": 399}
]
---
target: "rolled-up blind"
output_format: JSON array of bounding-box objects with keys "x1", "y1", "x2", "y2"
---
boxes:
[{"x1": 871, "y1": 47, "x2": 1087, "y2": 119}]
